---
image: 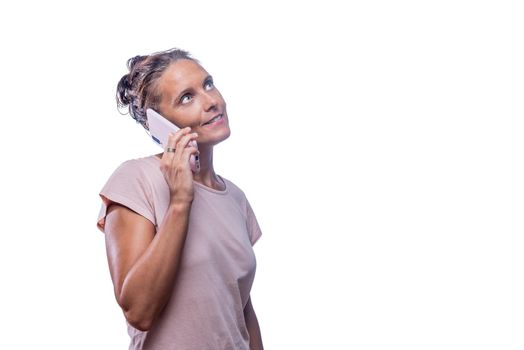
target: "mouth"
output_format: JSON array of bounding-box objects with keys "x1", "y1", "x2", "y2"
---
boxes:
[{"x1": 202, "y1": 113, "x2": 224, "y2": 126}]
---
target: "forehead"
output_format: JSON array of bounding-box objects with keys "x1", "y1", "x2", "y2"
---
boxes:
[{"x1": 157, "y1": 59, "x2": 208, "y2": 94}]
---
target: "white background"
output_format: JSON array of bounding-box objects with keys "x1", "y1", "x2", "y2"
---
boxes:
[{"x1": 0, "y1": 1, "x2": 523, "y2": 349}]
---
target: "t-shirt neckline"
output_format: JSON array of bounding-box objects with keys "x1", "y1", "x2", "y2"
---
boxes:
[{"x1": 150, "y1": 155, "x2": 228, "y2": 195}]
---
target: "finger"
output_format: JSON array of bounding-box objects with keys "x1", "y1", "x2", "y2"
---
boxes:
[
  {"x1": 180, "y1": 145, "x2": 200, "y2": 165},
  {"x1": 161, "y1": 128, "x2": 192, "y2": 163},
  {"x1": 172, "y1": 132, "x2": 198, "y2": 162},
  {"x1": 160, "y1": 133, "x2": 176, "y2": 170},
  {"x1": 175, "y1": 132, "x2": 199, "y2": 151},
  {"x1": 167, "y1": 127, "x2": 192, "y2": 151}
]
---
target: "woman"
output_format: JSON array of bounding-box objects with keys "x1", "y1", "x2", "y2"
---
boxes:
[{"x1": 96, "y1": 48, "x2": 264, "y2": 350}]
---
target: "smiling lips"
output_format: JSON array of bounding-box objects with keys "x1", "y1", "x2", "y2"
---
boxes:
[{"x1": 202, "y1": 114, "x2": 223, "y2": 126}]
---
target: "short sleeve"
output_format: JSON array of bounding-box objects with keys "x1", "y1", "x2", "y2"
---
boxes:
[
  {"x1": 246, "y1": 198, "x2": 262, "y2": 246},
  {"x1": 96, "y1": 160, "x2": 156, "y2": 233}
]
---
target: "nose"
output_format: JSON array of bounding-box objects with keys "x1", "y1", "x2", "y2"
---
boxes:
[{"x1": 202, "y1": 91, "x2": 218, "y2": 112}]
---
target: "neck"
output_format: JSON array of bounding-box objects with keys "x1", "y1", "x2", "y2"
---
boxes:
[{"x1": 193, "y1": 144, "x2": 223, "y2": 189}]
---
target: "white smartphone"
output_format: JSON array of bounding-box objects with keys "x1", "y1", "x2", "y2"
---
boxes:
[{"x1": 146, "y1": 108, "x2": 200, "y2": 173}]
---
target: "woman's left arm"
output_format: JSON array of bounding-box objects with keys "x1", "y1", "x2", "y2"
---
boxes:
[{"x1": 244, "y1": 296, "x2": 264, "y2": 350}]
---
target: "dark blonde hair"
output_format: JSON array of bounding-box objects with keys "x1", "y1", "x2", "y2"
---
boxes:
[{"x1": 116, "y1": 48, "x2": 198, "y2": 129}]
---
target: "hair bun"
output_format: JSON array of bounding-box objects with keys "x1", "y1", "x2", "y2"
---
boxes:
[
  {"x1": 127, "y1": 55, "x2": 148, "y2": 71},
  {"x1": 116, "y1": 74, "x2": 133, "y2": 107}
]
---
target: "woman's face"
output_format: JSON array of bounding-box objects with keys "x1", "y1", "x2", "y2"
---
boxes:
[{"x1": 153, "y1": 59, "x2": 230, "y2": 147}]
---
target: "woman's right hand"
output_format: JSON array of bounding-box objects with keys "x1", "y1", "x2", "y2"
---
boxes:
[{"x1": 159, "y1": 127, "x2": 200, "y2": 205}]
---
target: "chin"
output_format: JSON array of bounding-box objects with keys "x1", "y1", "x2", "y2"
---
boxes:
[
  {"x1": 214, "y1": 127, "x2": 231, "y2": 145},
  {"x1": 201, "y1": 126, "x2": 231, "y2": 147}
]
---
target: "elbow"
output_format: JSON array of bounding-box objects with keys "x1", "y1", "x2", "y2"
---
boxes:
[
  {"x1": 123, "y1": 307, "x2": 155, "y2": 332},
  {"x1": 117, "y1": 294, "x2": 155, "y2": 332},
  {"x1": 127, "y1": 314, "x2": 154, "y2": 332}
]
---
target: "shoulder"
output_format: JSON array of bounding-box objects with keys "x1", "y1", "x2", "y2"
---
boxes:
[
  {"x1": 99, "y1": 155, "x2": 163, "y2": 206},
  {"x1": 108, "y1": 155, "x2": 160, "y2": 179},
  {"x1": 101, "y1": 155, "x2": 163, "y2": 195},
  {"x1": 220, "y1": 176, "x2": 250, "y2": 205},
  {"x1": 220, "y1": 176, "x2": 242, "y2": 194},
  {"x1": 98, "y1": 156, "x2": 160, "y2": 231}
]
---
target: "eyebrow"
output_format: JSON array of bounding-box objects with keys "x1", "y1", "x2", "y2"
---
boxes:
[{"x1": 173, "y1": 75, "x2": 213, "y2": 105}]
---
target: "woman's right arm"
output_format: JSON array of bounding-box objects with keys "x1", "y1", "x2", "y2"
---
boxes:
[{"x1": 104, "y1": 128, "x2": 199, "y2": 332}]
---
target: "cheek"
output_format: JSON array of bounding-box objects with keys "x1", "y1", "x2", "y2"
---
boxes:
[
  {"x1": 185, "y1": 105, "x2": 205, "y2": 126},
  {"x1": 169, "y1": 110, "x2": 197, "y2": 128}
]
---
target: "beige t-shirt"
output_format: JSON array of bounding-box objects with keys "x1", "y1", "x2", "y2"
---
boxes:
[{"x1": 96, "y1": 155, "x2": 262, "y2": 350}]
